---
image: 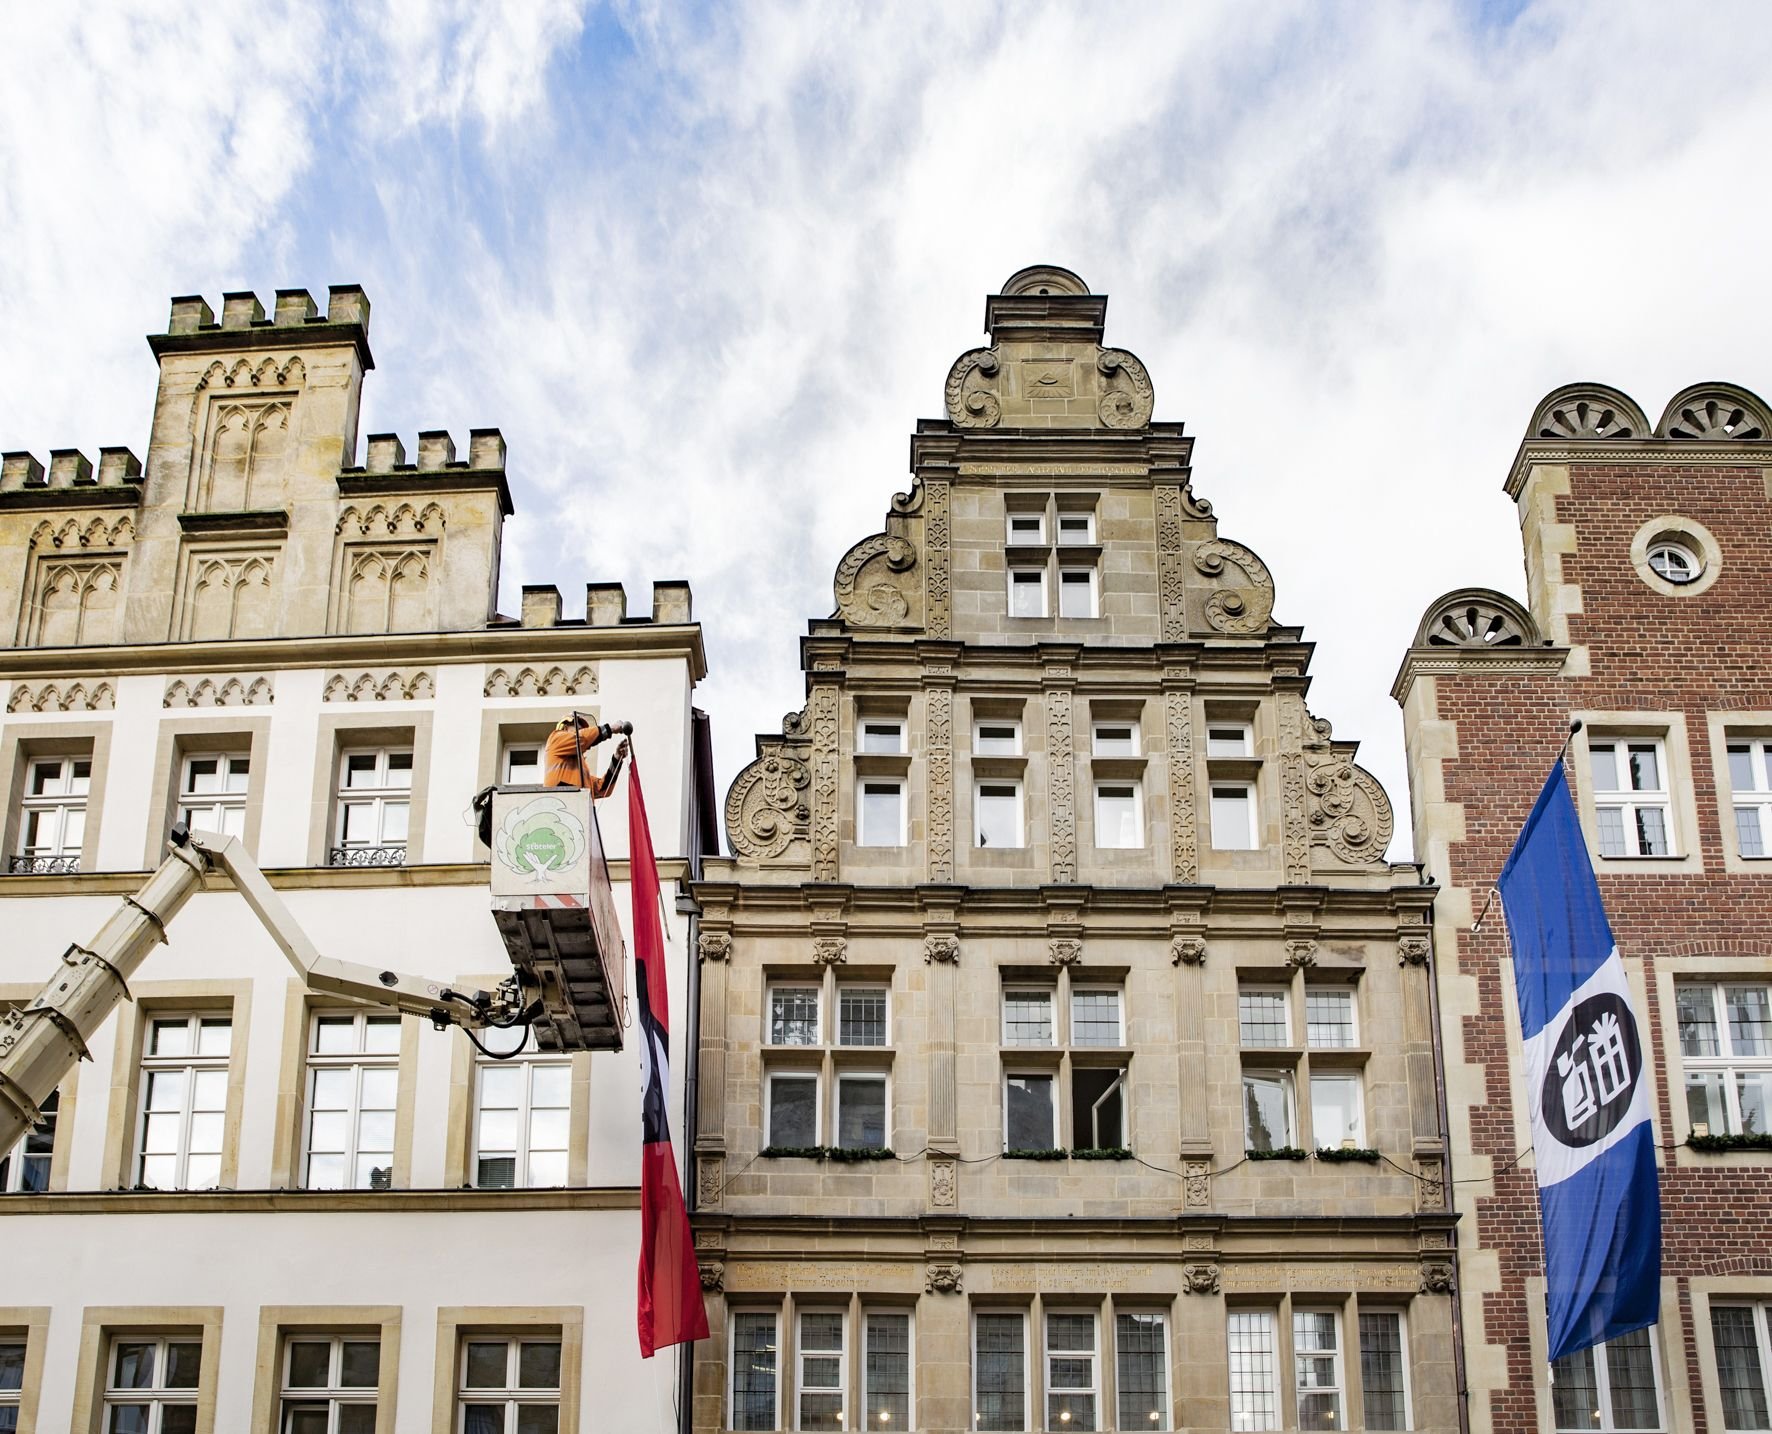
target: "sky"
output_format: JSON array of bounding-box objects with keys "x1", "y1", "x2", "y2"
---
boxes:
[{"x1": 2, "y1": 0, "x2": 1770, "y2": 858}]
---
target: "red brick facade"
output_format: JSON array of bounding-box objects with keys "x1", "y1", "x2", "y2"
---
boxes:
[{"x1": 1396, "y1": 382, "x2": 1772, "y2": 1434}]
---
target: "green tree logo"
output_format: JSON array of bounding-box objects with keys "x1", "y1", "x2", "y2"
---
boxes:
[{"x1": 494, "y1": 795, "x2": 587, "y2": 880}]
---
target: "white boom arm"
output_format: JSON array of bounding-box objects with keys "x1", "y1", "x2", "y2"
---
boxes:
[{"x1": 0, "y1": 828, "x2": 518, "y2": 1157}]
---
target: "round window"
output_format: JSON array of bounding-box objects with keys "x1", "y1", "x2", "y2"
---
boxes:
[{"x1": 1647, "y1": 539, "x2": 1702, "y2": 585}]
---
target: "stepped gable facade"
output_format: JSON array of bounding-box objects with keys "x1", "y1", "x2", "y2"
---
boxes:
[
  {"x1": 1395, "y1": 380, "x2": 1772, "y2": 1434},
  {"x1": 692, "y1": 267, "x2": 1454, "y2": 1434}
]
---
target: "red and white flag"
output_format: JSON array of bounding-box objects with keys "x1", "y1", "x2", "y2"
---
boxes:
[{"x1": 627, "y1": 753, "x2": 709, "y2": 1357}]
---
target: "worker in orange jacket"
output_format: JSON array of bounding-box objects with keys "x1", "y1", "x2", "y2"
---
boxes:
[{"x1": 543, "y1": 714, "x2": 631, "y2": 796}]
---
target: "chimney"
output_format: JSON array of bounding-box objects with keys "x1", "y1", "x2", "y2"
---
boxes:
[
  {"x1": 416, "y1": 431, "x2": 455, "y2": 471},
  {"x1": 468, "y1": 428, "x2": 507, "y2": 470},
  {"x1": 274, "y1": 289, "x2": 318, "y2": 325},
  {"x1": 220, "y1": 292, "x2": 264, "y2": 329},
  {"x1": 365, "y1": 434, "x2": 406, "y2": 472},
  {"x1": 521, "y1": 585, "x2": 563, "y2": 628},
  {"x1": 587, "y1": 583, "x2": 627, "y2": 627},
  {"x1": 652, "y1": 580, "x2": 693, "y2": 625}
]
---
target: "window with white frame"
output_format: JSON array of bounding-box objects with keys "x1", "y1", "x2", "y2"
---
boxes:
[
  {"x1": 176, "y1": 753, "x2": 249, "y2": 839},
  {"x1": 1729, "y1": 740, "x2": 1772, "y2": 858},
  {"x1": 1551, "y1": 1326, "x2": 1662, "y2": 1432},
  {"x1": 332, "y1": 747, "x2": 412, "y2": 866},
  {"x1": 1208, "y1": 724, "x2": 1254, "y2": 757},
  {"x1": 859, "y1": 718, "x2": 906, "y2": 754},
  {"x1": 1094, "y1": 780, "x2": 1143, "y2": 849},
  {"x1": 280, "y1": 1334, "x2": 379, "y2": 1434},
  {"x1": 1239, "y1": 989, "x2": 1291, "y2": 1047},
  {"x1": 0, "y1": 1088, "x2": 57, "y2": 1193},
  {"x1": 857, "y1": 778, "x2": 906, "y2": 847},
  {"x1": 1057, "y1": 511, "x2": 1095, "y2": 545},
  {"x1": 1293, "y1": 1310, "x2": 1344, "y2": 1431},
  {"x1": 766, "y1": 1072, "x2": 819, "y2": 1148},
  {"x1": 471, "y1": 1023, "x2": 570, "y2": 1188},
  {"x1": 864, "y1": 1311, "x2": 912, "y2": 1430},
  {"x1": 974, "y1": 1311, "x2": 1028, "y2": 1432},
  {"x1": 1211, "y1": 784, "x2": 1257, "y2": 850},
  {"x1": 1071, "y1": 988, "x2": 1123, "y2": 1047},
  {"x1": 302, "y1": 1011, "x2": 399, "y2": 1190},
  {"x1": 1007, "y1": 511, "x2": 1047, "y2": 545},
  {"x1": 797, "y1": 1311, "x2": 846, "y2": 1432},
  {"x1": 974, "y1": 719, "x2": 1023, "y2": 756},
  {"x1": 1003, "y1": 989, "x2": 1055, "y2": 1046},
  {"x1": 1711, "y1": 1301, "x2": 1772, "y2": 1431},
  {"x1": 1310, "y1": 1073, "x2": 1365, "y2": 1149},
  {"x1": 1008, "y1": 567, "x2": 1047, "y2": 619},
  {"x1": 1116, "y1": 1311, "x2": 1171, "y2": 1430},
  {"x1": 1228, "y1": 1310, "x2": 1281, "y2": 1432},
  {"x1": 768, "y1": 986, "x2": 821, "y2": 1046},
  {"x1": 1243, "y1": 1071, "x2": 1297, "y2": 1153},
  {"x1": 1359, "y1": 1310, "x2": 1411, "y2": 1431},
  {"x1": 839, "y1": 987, "x2": 888, "y2": 1047},
  {"x1": 14, "y1": 754, "x2": 89, "y2": 873},
  {"x1": 1045, "y1": 1311, "x2": 1099, "y2": 1429},
  {"x1": 1677, "y1": 982, "x2": 1772, "y2": 1137},
  {"x1": 729, "y1": 1312, "x2": 779, "y2": 1433},
  {"x1": 1590, "y1": 739, "x2": 1673, "y2": 858},
  {"x1": 0, "y1": 1338, "x2": 21, "y2": 1433},
  {"x1": 1073, "y1": 1066, "x2": 1126, "y2": 1151},
  {"x1": 458, "y1": 1336, "x2": 561, "y2": 1434},
  {"x1": 1305, "y1": 989, "x2": 1357, "y2": 1048},
  {"x1": 136, "y1": 1013, "x2": 231, "y2": 1190},
  {"x1": 975, "y1": 781, "x2": 1024, "y2": 848},
  {"x1": 1091, "y1": 721, "x2": 1139, "y2": 756},
  {"x1": 103, "y1": 1335, "x2": 201, "y2": 1434},
  {"x1": 1058, "y1": 567, "x2": 1097, "y2": 619},
  {"x1": 502, "y1": 743, "x2": 542, "y2": 785},
  {"x1": 836, "y1": 1073, "x2": 889, "y2": 1151},
  {"x1": 1004, "y1": 1072, "x2": 1056, "y2": 1151}
]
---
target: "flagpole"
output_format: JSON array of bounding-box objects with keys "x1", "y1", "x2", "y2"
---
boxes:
[{"x1": 1471, "y1": 721, "x2": 1583, "y2": 936}]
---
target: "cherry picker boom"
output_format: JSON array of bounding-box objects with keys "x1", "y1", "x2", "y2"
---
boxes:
[{"x1": 0, "y1": 780, "x2": 630, "y2": 1158}]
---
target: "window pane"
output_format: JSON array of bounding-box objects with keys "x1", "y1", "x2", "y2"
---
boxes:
[
  {"x1": 1712, "y1": 1306, "x2": 1770, "y2": 1431},
  {"x1": 1006, "y1": 1074, "x2": 1055, "y2": 1150},
  {"x1": 461, "y1": 1406, "x2": 503, "y2": 1434},
  {"x1": 338, "y1": 1408, "x2": 377, "y2": 1434},
  {"x1": 363, "y1": 1018, "x2": 401, "y2": 1055},
  {"x1": 1228, "y1": 1312, "x2": 1278, "y2": 1432},
  {"x1": 769, "y1": 1077, "x2": 818, "y2": 1147},
  {"x1": 1739, "y1": 807, "x2": 1766, "y2": 858},
  {"x1": 1627, "y1": 745, "x2": 1660, "y2": 791},
  {"x1": 1207, "y1": 726, "x2": 1251, "y2": 756},
  {"x1": 1635, "y1": 806, "x2": 1668, "y2": 856},
  {"x1": 505, "y1": 747, "x2": 541, "y2": 783},
  {"x1": 769, "y1": 988, "x2": 819, "y2": 1045},
  {"x1": 1047, "y1": 1312, "x2": 1097, "y2": 1430},
  {"x1": 1003, "y1": 990, "x2": 1053, "y2": 1045},
  {"x1": 1293, "y1": 1311, "x2": 1342, "y2": 1433},
  {"x1": 731, "y1": 1313, "x2": 777, "y2": 1433},
  {"x1": 1729, "y1": 987, "x2": 1772, "y2": 1056},
  {"x1": 1116, "y1": 1313, "x2": 1168, "y2": 1431},
  {"x1": 839, "y1": 989, "x2": 887, "y2": 1047},
  {"x1": 865, "y1": 1313, "x2": 910, "y2": 1429},
  {"x1": 1359, "y1": 1312, "x2": 1408, "y2": 1431},
  {"x1": 1679, "y1": 988, "x2": 1721, "y2": 1056},
  {"x1": 1687, "y1": 1069, "x2": 1729, "y2": 1134},
  {"x1": 1239, "y1": 991, "x2": 1288, "y2": 1047},
  {"x1": 1590, "y1": 744, "x2": 1621, "y2": 792},
  {"x1": 1311, "y1": 1075, "x2": 1363, "y2": 1147},
  {"x1": 518, "y1": 1341, "x2": 561, "y2": 1390},
  {"x1": 196, "y1": 1018, "x2": 232, "y2": 1057},
  {"x1": 106, "y1": 1406, "x2": 151, "y2": 1434},
  {"x1": 977, "y1": 785, "x2": 1022, "y2": 846},
  {"x1": 1731, "y1": 746, "x2": 1760, "y2": 793},
  {"x1": 1305, "y1": 989, "x2": 1356, "y2": 1048},
  {"x1": 1243, "y1": 1074, "x2": 1293, "y2": 1151},
  {"x1": 1604, "y1": 1328, "x2": 1659, "y2": 1429},
  {"x1": 860, "y1": 721, "x2": 904, "y2": 754},
  {"x1": 975, "y1": 723, "x2": 1021, "y2": 755},
  {"x1": 1073, "y1": 1067, "x2": 1124, "y2": 1150},
  {"x1": 1058, "y1": 570, "x2": 1094, "y2": 619},
  {"x1": 1738, "y1": 1072, "x2": 1772, "y2": 1137},
  {"x1": 340, "y1": 1341, "x2": 380, "y2": 1388},
  {"x1": 1093, "y1": 724, "x2": 1137, "y2": 756},
  {"x1": 514, "y1": 1406, "x2": 558, "y2": 1434},
  {"x1": 0, "y1": 1342, "x2": 23, "y2": 1392},
  {"x1": 1211, "y1": 787, "x2": 1254, "y2": 850},
  {"x1": 1552, "y1": 1347, "x2": 1599, "y2": 1430},
  {"x1": 838, "y1": 1078, "x2": 887, "y2": 1149},
  {"x1": 1071, "y1": 990, "x2": 1122, "y2": 1046},
  {"x1": 1595, "y1": 806, "x2": 1628, "y2": 857},
  {"x1": 1095, "y1": 785, "x2": 1139, "y2": 848},
  {"x1": 463, "y1": 1342, "x2": 507, "y2": 1389},
  {"x1": 112, "y1": 1342, "x2": 155, "y2": 1389},
  {"x1": 343, "y1": 753, "x2": 378, "y2": 788},
  {"x1": 286, "y1": 1341, "x2": 330, "y2": 1388},
  {"x1": 859, "y1": 782, "x2": 903, "y2": 847},
  {"x1": 1009, "y1": 570, "x2": 1045, "y2": 617},
  {"x1": 165, "y1": 1343, "x2": 202, "y2": 1389},
  {"x1": 975, "y1": 1314, "x2": 1025, "y2": 1432}
]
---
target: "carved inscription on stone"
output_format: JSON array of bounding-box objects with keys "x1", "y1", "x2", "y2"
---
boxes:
[
  {"x1": 1219, "y1": 1264, "x2": 1422, "y2": 1294},
  {"x1": 725, "y1": 754, "x2": 810, "y2": 859},
  {"x1": 810, "y1": 685, "x2": 840, "y2": 879},
  {"x1": 725, "y1": 1261, "x2": 918, "y2": 1292},
  {"x1": 980, "y1": 1262, "x2": 1159, "y2": 1294}
]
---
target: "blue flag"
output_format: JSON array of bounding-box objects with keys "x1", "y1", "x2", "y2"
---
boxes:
[{"x1": 1499, "y1": 764, "x2": 1661, "y2": 1363}]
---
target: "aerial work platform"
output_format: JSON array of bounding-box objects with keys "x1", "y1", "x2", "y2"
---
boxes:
[{"x1": 487, "y1": 786, "x2": 629, "y2": 1052}]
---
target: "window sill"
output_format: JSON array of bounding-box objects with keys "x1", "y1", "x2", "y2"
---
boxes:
[
  {"x1": 757, "y1": 1146, "x2": 895, "y2": 1162},
  {"x1": 1245, "y1": 1146, "x2": 1310, "y2": 1162},
  {"x1": 1314, "y1": 1146, "x2": 1382, "y2": 1163},
  {"x1": 1687, "y1": 1133, "x2": 1772, "y2": 1153}
]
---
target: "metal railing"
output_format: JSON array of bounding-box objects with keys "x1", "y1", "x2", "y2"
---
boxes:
[
  {"x1": 326, "y1": 846, "x2": 407, "y2": 869},
  {"x1": 8, "y1": 854, "x2": 80, "y2": 875}
]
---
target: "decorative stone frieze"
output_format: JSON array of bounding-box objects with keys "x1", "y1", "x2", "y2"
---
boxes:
[
  {"x1": 163, "y1": 675, "x2": 271, "y2": 708},
  {"x1": 809, "y1": 685, "x2": 840, "y2": 880},
  {"x1": 483, "y1": 664, "x2": 597, "y2": 698},
  {"x1": 1164, "y1": 687, "x2": 1198, "y2": 882},
  {"x1": 322, "y1": 668, "x2": 435, "y2": 702},
  {"x1": 1046, "y1": 685, "x2": 1077, "y2": 882},
  {"x1": 925, "y1": 479, "x2": 952, "y2": 640},
  {"x1": 927, "y1": 685, "x2": 954, "y2": 879},
  {"x1": 1183, "y1": 1159, "x2": 1211, "y2": 1209},
  {"x1": 9, "y1": 679, "x2": 115, "y2": 713},
  {"x1": 1096, "y1": 349, "x2": 1154, "y2": 428},
  {"x1": 697, "y1": 1155, "x2": 724, "y2": 1209}
]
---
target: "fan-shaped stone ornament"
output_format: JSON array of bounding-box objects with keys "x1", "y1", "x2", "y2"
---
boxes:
[
  {"x1": 1415, "y1": 589, "x2": 1539, "y2": 649},
  {"x1": 725, "y1": 752, "x2": 811, "y2": 859},
  {"x1": 1096, "y1": 350, "x2": 1154, "y2": 428},
  {"x1": 1192, "y1": 539, "x2": 1274, "y2": 635},
  {"x1": 945, "y1": 349, "x2": 1002, "y2": 428},
  {"x1": 833, "y1": 533, "x2": 919, "y2": 627},
  {"x1": 1527, "y1": 384, "x2": 1647, "y2": 441},
  {"x1": 1656, "y1": 384, "x2": 1772, "y2": 441}
]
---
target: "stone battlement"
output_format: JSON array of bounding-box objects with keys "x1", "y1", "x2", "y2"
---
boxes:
[
  {"x1": 504, "y1": 580, "x2": 693, "y2": 629},
  {"x1": 351, "y1": 429, "x2": 507, "y2": 475},
  {"x1": 165, "y1": 285, "x2": 371, "y2": 336},
  {"x1": 0, "y1": 447, "x2": 142, "y2": 494}
]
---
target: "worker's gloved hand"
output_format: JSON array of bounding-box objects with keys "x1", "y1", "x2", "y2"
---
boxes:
[{"x1": 616, "y1": 738, "x2": 631, "y2": 759}]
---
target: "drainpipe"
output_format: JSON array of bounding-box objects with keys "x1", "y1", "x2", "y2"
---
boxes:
[{"x1": 1424, "y1": 891, "x2": 1473, "y2": 1434}]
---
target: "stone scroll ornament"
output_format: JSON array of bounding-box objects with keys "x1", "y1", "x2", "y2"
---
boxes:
[
  {"x1": 1193, "y1": 539, "x2": 1275, "y2": 635},
  {"x1": 724, "y1": 752, "x2": 811, "y2": 858},
  {"x1": 1303, "y1": 717, "x2": 1395, "y2": 865},
  {"x1": 1096, "y1": 350, "x2": 1155, "y2": 428},
  {"x1": 833, "y1": 533, "x2": 918, "y2": 627},
  {"x1": 944, "y1": 349, "x2": 1002, "y2": 428}
]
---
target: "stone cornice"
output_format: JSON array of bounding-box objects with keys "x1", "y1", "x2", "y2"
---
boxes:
[
  {"x1": 0, "y1": 485, "x2": 143, "y2": 511},
  {"x1": 0, "y1": 621, "x2": 708, "y2": 682},
  {"x1": 694, "y1": 1210, "x2": 1456, "y2": 1241},
  {"x1": 1505, "y1": 438, "x2": 1771, "y2": 499},
  {"x1": 1390, "y1": 643, "x2": 1569, "y2": 704},
  {"x1": 910, "y1": 420, "x2": 1194, "y2": 480},
  {"x1": 0, "y1": 1187, "x2": 638, "y2": 1216},
  {"x1": 0, "y1": 856, "x2": 689, "y2": 897},
  {"x1": 338, "y1": 466, "x2": 515, "y2": 517},
  {"x1": 147, "y1": 318, "x2": 374, "y2": 372}
]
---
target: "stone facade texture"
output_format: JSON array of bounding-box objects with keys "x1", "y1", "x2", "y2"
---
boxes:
[
  {"x1": 1395, "y1": 382, "x2": 1772, "y2": 1434},
  {"x1": 695, "y1": 268, "x2": 1455, "y2": 1434}
]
